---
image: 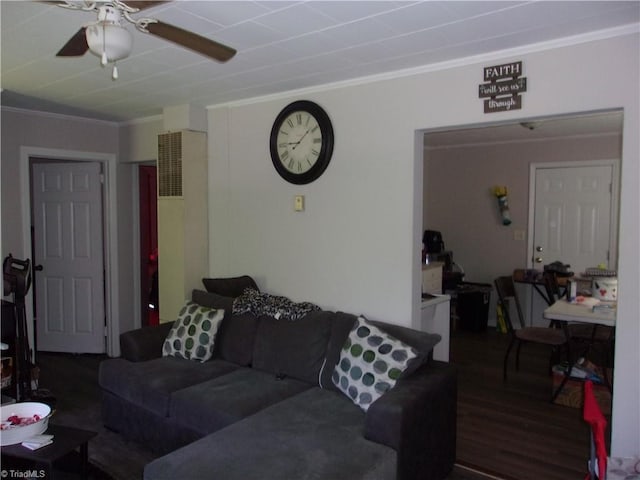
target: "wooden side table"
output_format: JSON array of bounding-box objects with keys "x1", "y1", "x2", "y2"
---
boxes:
[{"x1": 1, "y1": 424, "x2": 97, "y2": 479}]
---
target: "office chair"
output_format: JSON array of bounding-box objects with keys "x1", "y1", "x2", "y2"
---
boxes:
[{"x1": 494, "y1": 276, "x2": 569, "y2": 381}]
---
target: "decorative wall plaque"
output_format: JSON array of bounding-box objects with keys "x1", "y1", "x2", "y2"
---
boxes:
[{"x1": 479, "y1": 61, "x2": 527, "y2": 113}]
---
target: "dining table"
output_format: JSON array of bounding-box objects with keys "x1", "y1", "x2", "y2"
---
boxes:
[
  {"x1": 544, "y1": 299, "x2": 616, "y2": 399},
  {"x1": 543, "y1": 299, "x2": 616, "y2": 328}
]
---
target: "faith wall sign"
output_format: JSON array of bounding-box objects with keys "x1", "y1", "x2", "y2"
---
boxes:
[{"x1": 479, "y1": 61, "x2": 527, "y2": 113}]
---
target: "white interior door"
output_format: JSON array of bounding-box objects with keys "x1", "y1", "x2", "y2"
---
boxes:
[
  {"x1": 533, "y1": 165, "x2": 614, "y2": 274},
  {"x1": 526, "y1": 162, "x2": 616, "y2": 326},
  {"x1": 32, "y1": 162, "x2": 106, "y2": 353}
]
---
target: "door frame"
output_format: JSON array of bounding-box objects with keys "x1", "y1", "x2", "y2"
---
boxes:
[
  {"x1": 20, "y1": 146, "x2": 120, "y2": 357},
  {"x1": 526, "y1": 159, "x2": 620, "y2": 270}
]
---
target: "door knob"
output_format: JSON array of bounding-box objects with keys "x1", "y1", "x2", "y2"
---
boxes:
[
  {"x1": 535, "y1": 257, "x2": 543, "y2": 263},
  {"x1": 536, "y1": 246, "x2": 543, "y2": 252}
]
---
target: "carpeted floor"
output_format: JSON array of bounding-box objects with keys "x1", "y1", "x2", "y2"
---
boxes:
[{"x1": 33, "y1": 352, "x2": 496, "y2": 480}]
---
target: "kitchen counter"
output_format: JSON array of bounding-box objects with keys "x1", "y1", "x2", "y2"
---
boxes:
[{"x1": 420, "y1": 294, "x2": 451, "y2": 362}]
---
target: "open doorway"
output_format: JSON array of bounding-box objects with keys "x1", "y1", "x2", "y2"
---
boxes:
[
  {"x1": 423, "y1": 110, "x2": 622, "y2": 320},
  {"x1": 422, "y1": 110, "x2": 622, "y2": 477},
  {"x1": 138, "y1": 165, "x2": 158, "y2": 327}
]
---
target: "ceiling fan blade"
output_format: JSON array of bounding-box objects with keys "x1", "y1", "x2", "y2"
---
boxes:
[
  {"x1": 56, "y1": 27, "x2": 89, "y2": 56},
  {"x1": 146, "y1": 21, "x2": 236, "y2": 62}
]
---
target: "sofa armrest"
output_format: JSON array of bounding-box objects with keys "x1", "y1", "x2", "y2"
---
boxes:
[
  {"x1": 364, "y1": 360, "x2": 457, "y2": 480},
  {"x1": 119, "y1": 322, "x2": 174, "y2": 362}
]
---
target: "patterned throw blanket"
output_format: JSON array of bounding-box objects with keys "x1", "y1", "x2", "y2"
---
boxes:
[{"x1": 232, "y1": 288, "x2": 321, "y2": 321}]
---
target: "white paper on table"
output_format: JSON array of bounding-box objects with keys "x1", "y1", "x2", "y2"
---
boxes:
[{"x1": 21, "y1": 434, "x2": 53, "y2": 450}]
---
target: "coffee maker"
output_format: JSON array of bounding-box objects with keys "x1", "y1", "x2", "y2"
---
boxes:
[{"x1": 422, "y1": 230, "x2": 463, "y2": 291}]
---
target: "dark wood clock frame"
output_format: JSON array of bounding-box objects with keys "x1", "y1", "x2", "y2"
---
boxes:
[{"x1": 269, "y1": 100, "x2": 334, "y2": 185}]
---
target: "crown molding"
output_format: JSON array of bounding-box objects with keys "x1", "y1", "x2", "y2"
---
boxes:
[
  {"x1": 119, "y1": 114, "x2": 164, "y2": 126},
  {"x1": 1, "y1": 105, "x2": 120, "y2": 126}
]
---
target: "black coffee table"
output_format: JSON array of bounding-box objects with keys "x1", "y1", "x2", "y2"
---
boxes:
[{"x1": 1, "y1": 423, "x2": 97, "y2": 479}]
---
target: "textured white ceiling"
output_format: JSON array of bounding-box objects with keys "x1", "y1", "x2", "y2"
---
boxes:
[{"x1": 1, "y1": 1, "x2": 639, "y2": 122}]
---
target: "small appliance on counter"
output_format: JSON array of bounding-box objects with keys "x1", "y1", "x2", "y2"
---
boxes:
[
  {"x1": 423, "y1": 230, "x2": 444, "y2": 257},
  {"x1": 422, "y1": 229, "x2": 464, "y2": 292}
]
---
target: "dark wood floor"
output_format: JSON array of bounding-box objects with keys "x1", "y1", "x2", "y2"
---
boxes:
[{"x1": 452, "y1": 328, "x2": 611, "y2": 480}]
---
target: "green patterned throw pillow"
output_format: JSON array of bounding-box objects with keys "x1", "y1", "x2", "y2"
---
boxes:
[
  {"x1": 332, "y1": 316, "x2": 418, "y2": 411},
  {"x1": 162, "y1": 301, "x2": 225, "y2": 362}
]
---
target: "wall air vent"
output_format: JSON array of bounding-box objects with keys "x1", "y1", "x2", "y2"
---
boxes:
[{"x1": 158, "y1": 132, "x2": 182, "y2": 197}]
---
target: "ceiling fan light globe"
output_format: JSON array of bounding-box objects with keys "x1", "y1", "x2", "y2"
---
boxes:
[{"x1": 86, "y1": 23, "x2": 132, "y2": 62}]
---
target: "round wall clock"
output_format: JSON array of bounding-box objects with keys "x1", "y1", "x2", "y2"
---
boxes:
[{"x1": 270, "y1": 100, "x2": 334, "y2": 185}]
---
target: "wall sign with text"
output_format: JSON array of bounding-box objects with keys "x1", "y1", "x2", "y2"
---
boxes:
[{"x1": 479, "y1": 61, "x2": 527, "y2": 113}]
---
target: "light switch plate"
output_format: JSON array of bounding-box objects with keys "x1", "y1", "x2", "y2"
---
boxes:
[{"x1": 294, "y1": 195, "x2": 305, "y2": 211}]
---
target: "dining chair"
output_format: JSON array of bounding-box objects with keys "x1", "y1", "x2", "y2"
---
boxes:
[{"x1": 494, "y1": 276, "x2": 569, "y2": 381}]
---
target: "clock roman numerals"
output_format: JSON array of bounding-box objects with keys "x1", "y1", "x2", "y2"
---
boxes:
[
  {"x1": 275, "y1": 111, "x2": 323, "y2": 173},
  {"x1": 270, "y1": 101, "x2": 333, "y2": 184}
]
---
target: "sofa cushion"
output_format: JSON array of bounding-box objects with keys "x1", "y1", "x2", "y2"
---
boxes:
[
  {"x1": 215, "y1": 313, "x2": 260, "y2": 366},
  {"x1": 252, "y1": 311, "x2": 333, "y2": 384},
  {"x1": 169, "y1": 368, "x2": 311, "y2": 435},
  {"x1": 99, "y1": 357, "x2": 238, "y2": 417},
  {"x1": 320, "y1": 312, "x2": 358, "y2": 391},
  {"x1": 202, "y1": 275, "x2": 259, "y2": 297},
  {"x1": 162, "y1": 301, "x2": 224, "y2": 362},
  {"x1": 191, "y1": 289, "x2": 234, "y2": 314},
  {"x1": 120, "y1": 321, "x2": 174, "y2": 362},
  {"x1": 332, "y1": 316, "x2": 418, "y2": 411},
  {"x1": 191, "y1": 290, "x2": 259, "y2": 366},
  {"x1": 144, "y1": 388, "x2": 396, "y2": 480}
]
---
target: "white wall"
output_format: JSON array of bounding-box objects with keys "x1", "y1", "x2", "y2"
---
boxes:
[
  {"x1": 209, "y1": 83, "x2": 419, "y2": 324},
  {"x1": 1, "y1": 109, "x2": 118, "y2": 255},
  {"x1": 208, "y1": 33, "x2": 639, "y2": 456},
  {"x1": 119, "y1": 116, "x2": 163, "y2": 164}
]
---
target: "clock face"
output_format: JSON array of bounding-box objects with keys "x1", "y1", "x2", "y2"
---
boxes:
[
  {"x1": 276, "y1": 111, "x2": 322, "y2": 175},
  {"x1": 270, "y1": 101, "x2": 334, "y2": 184}
]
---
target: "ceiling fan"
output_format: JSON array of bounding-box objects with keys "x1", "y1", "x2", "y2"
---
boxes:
[{"x1": 50, "y1": 0, "x2": 236, "y2": 79}]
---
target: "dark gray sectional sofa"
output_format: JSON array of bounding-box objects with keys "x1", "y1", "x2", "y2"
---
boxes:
[{"x1": 99, "y1": 283, "x2": 457, "y2": 480}]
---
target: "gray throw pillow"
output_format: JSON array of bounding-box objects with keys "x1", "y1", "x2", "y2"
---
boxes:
[
  {"x1": 162, "y1": 301, "x2": 224, "y2": 362},
  {"x1": 202, "y1": 276, "x2": 259, "y2": 297},
  {"x1": 332, "y1": 316, "x2": 417, "y2": 411}
]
